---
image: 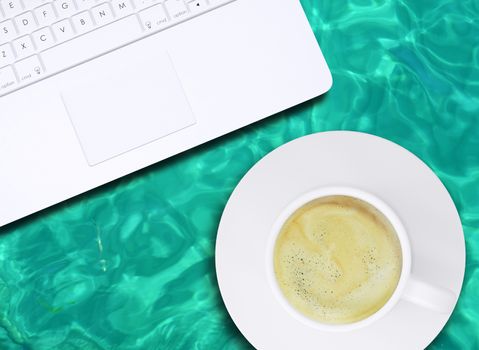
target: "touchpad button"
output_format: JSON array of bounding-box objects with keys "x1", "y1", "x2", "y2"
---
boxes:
[{"x1": 61, "y1": 51, "x2": 196, "y2": 166}]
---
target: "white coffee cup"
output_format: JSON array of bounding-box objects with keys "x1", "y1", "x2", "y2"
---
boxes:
[{"x1": 266, "y1": 186, "x2": 456, "y2": 332}]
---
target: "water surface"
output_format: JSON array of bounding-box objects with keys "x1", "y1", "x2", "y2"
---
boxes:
[{"x1": 0, "y1": 0, "x2": 478, "y2": 348}]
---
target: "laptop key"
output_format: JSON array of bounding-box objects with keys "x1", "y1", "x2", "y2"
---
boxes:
[
  {"x1": 12, "y1": 35, "x2": 35, "y2": 59},
  {"x1": 32, "y1": 27, "x2": 56, "y2": 51},
  {"x1": 91, "y1": 3, "x2": 115, "y2": 26},
  {"x1": 14, "y1": 11, "x2": 37, "y2": 35},
  {"x1": 72, "y1": 11, "x2": 95, "y2": 34},
  {"x1": 14, "y1": 55, "x2": 45, "y2": 83},
  {"x1": 139, "y1": 4, "x2": 168, "y2": 32},
  {"x1": 54, "y1": 0, "x2": 77, "y2": 18},
  {"x1": 0, "y1": 43, "x2": 14, "y2": 66},
  {"x1": 111, "y1": 0, "x2": 135, "y2": 18},
  {"x1": 27, "y1": 0, "x2": 51, "y2": 9},
  {"x1": 76, "y1": 0, "x2": 97, "y2": 11},
  {"x1": 34, "y1": 3, "x2": 58, "y2": 27},
  {"x1": 51, "y1": 19, "x2": 75, "y2": 43},
  {"x1": 164, "y1": 0, "x2": 189, "y2": 20},
  {"x1": 1, "y1": 0, "x2": 24, "y2": 18},
  {"x1": 132, "y1": 0, "x2": 161, "y2": 10},
  {"x1": 187, "y1": 0, "x2": 207, "y2": 14},
  {"x1": 0, "y1": 20, "x2": 17, "y2": 44},
  {"x1": 0, "y1": 65, "x2": 17, "y2": 93}
]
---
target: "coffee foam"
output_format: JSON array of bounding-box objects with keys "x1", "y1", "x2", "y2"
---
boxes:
[{"x1": 273, "y1": 196, "x2": 402, "y2": 324}]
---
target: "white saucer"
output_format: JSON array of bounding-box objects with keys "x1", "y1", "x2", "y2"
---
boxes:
[{"x1": 215, "y1": 131, "x2": 465, "y2": 350}]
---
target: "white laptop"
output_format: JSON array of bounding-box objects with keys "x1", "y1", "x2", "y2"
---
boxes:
[{"x1": 0, "y1": 0, "x2": 332, "y2": 226}]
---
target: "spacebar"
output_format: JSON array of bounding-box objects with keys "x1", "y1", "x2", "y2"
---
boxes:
[{"x1": 41, "y1": 15, "x2": 143, "y2": 74}]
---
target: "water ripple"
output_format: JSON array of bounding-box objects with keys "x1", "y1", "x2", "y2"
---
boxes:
[{"x1": 0, "y1": 0, "x2": 478, "y2": 349}]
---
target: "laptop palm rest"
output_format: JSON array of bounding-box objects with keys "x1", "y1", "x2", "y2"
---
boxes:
[{"x1": 61, "y1": 50, "x2": 196, "y2": 166}]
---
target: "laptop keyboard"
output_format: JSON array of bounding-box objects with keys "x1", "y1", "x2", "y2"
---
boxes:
[{"x1": 0, "y1": 0, "x2": 233, "y2": 97}]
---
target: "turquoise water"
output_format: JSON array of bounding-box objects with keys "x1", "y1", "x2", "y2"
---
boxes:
[{"x1": 1, "y1": 0, "x2": 478, "y2": 348}]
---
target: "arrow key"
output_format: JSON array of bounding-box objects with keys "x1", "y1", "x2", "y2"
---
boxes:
[{"x1": 187, "y1": 0, "x2": 208, "y2": 13}]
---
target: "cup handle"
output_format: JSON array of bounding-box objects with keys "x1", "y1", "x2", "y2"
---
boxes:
[{"x1": 402, "y1": 276, "x2": 456, "y2": 314}]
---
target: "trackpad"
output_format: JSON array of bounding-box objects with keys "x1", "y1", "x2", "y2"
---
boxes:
[{"x1": 61, "y1": 51, "x2": 195, "y2": 166}]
